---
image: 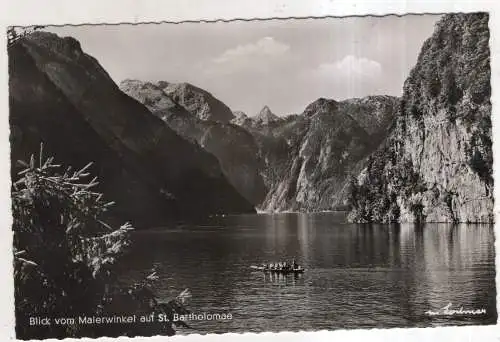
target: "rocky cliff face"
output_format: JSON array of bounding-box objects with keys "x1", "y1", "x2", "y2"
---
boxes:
[
  {"x1": 120, "y1": 80, "x2": 268, "y2": 205},
  {"x1": 231, "y1": 106, "x2": 284, "y2": 129},
  {"x1": 347, "y1": 13, "x2": 493, "y2": 223},
  {"x1": 258, "y1": 96, "x2": 399, "y2": 212},
  {"x1": 121, "y1": 79, "x2": 399, "y2": 213},
  {"x1": 9, "y1": 32, "x2": 255, "y2": 227},
  {"x1": 231, "y1": 111, "x2": 250, "y2": 126},
  {"x1": 158, "y1": 82, "x2": 235, "y2": 123}
]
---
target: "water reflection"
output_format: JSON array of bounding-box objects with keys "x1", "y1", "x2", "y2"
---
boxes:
[
  {"x1": 120, "y1": 213, "x2": 496, "y2": 333},
  {"x1": 259, "y1": 272, "x2": 304, "y2": 286},
  {"x1": 398, "y1": 223, "x2": 496, "y2": 322}
]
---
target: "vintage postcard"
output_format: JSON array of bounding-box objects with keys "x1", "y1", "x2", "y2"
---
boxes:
[{"x1": 4, "y1": 2, "x2": 498, "y2": 341}]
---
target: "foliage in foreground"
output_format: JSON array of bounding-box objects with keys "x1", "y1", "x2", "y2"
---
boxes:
[
  {"x1": 13, "y1": 145, "x2": 190, "y2": 339},
  {"x1": 7, "y1": 26, "x2": 45, "y2": 48}
]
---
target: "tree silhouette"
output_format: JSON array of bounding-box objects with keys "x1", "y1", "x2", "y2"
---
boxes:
[{"x1": 7, "y1": 25, "x2": 45, "y2": 48}]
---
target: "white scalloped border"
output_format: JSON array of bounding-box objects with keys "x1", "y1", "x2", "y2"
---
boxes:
[{"x1": 0, "y1": 1, "x2": 498, "y2": 341}]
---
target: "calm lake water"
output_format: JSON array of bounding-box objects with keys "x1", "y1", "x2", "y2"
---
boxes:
[{"x1": 119, "y1": 212, "x2": 496, "y2": 334}]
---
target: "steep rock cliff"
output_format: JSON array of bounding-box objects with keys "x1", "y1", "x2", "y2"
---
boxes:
[
  {"x1": 120, "y1": 80, "x2": 268, "y2": 205},
  {"x1": 260, "y1": 96, "x2": 399, "y2": 211},
  {"x1": 9, "y1": 32, "x2": 255, "y2": 227},
  {"x1": 347, "y1": 13, "x2": 493, "y2": 223}
]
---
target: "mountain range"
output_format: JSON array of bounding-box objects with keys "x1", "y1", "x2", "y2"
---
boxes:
[
  {"x1": 9, "y1": 12, "x2": 493, "y2": 225},
  {"x1": 8, "y1": 32, "x2": 255, "y2": 227}
]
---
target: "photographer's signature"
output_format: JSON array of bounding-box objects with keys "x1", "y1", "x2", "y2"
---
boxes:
[{"x1": 425, "y1": 303, "x2": 486, "y2": 316}]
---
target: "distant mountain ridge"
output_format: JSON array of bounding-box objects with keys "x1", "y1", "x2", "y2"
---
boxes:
[
  {"x1": 120, "y1": 79, "x2": 268, "y2": 206},
  {"x1": 9, "y1": 32, "x2": 255, "y2": 227},
  {"x1": 121, "y1": 77, "x2": 400, "y2": 213},
  {"x1": 117, "y1": 13, "x2": 493, "y2": 223},
  {"x1": 159, "y1": 82, "x2": 235, "y2": 123},
  {"x1": 13, "y1": 13, "x2": 492, "y2": 224},
  {"x1": 231, "y1": 111, "x2": 250, "y2": 126},
  {"x1": 256, "y1": 96, "x2": 400, "y2": 212}
]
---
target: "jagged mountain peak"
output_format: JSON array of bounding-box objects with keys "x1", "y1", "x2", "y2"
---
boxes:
[
  {"x1": 156, "y1": 80, "x2": 170, "y2": 89},
  {"x1": 230, "y1": 111, "x2": 251, "y2": 126},
  {"x1": 255, "y1": 105, "x2": 280, "y2": 123},
  {"x1": 118, "y1": 79, "x2": 184, "y2": 119},
  {"x1": 302, "y1": 98, "x2": 338, "y2": 117},
  {"x1": 233, "y1": 110, "x2": 248, "y2": 118},
  {"x1": 259, "y1": 105, "x2": 273, "y2": 114},
  {"x1": 159, "y1": 82, "x2": 235, "y2": 123}
]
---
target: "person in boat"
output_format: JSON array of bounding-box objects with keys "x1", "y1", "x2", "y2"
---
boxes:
[{"x1": 292, "y1": 258, "x2": 298, "y2": 270}]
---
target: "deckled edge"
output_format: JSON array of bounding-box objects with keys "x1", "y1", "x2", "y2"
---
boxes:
[{"x1": 0, "y1": 0, "x2": 498, "y2": 341}]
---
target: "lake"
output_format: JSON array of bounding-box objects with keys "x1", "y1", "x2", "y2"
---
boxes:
[{"x1": 119, "y1": 212, "x2": 496, "y2": 334}]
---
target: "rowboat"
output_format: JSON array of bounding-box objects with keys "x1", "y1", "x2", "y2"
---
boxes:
[{"x1": 250, "y1": 265, "x2": 305, "y2": 274}]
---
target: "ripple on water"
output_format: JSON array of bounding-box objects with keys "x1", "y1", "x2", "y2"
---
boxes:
[{"x1": 119, "y1": 214, "x2": 496, "y2": 333}]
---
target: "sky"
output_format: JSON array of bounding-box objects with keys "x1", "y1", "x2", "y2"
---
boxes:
[{"x1": 47, "y1": 15, "x2": 442, "y2": 116}]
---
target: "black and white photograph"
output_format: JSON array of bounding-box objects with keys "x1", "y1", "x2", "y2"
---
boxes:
[{"x1": 6, "y1": 8, "x2": 496, "y2": 340}]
